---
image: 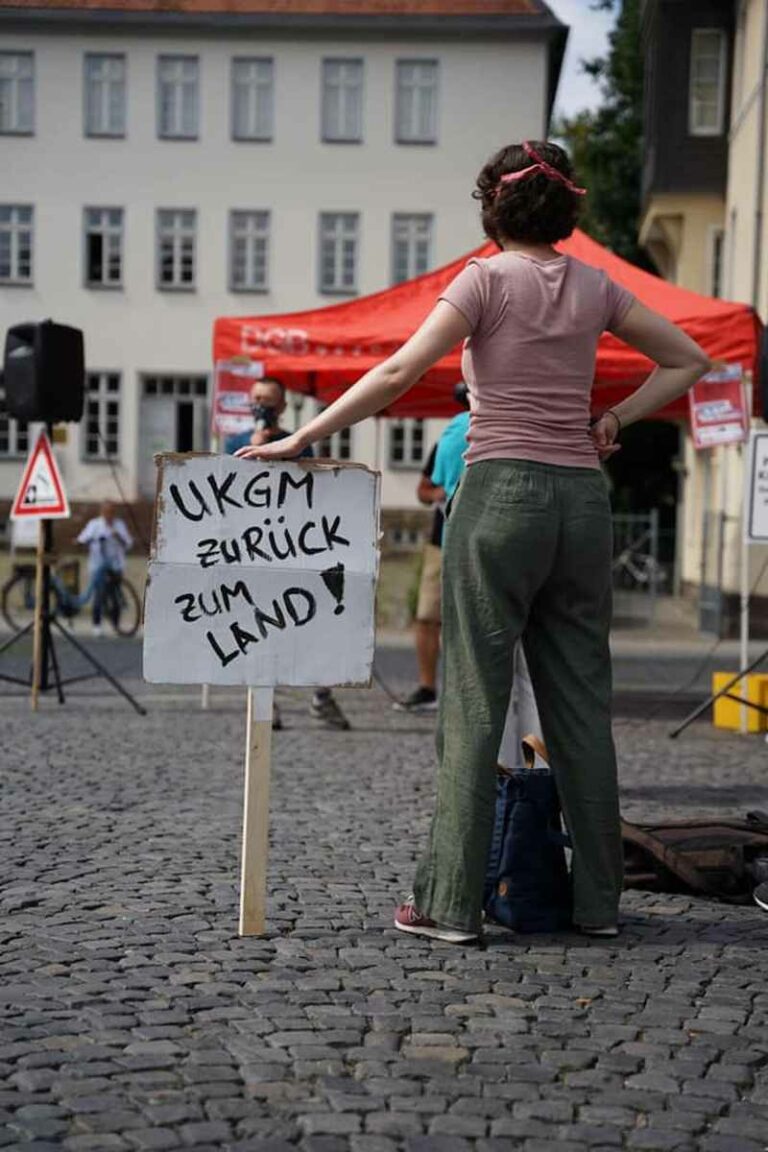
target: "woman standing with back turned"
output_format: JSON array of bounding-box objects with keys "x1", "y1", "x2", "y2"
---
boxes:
[{"x1": 237, "y1": 141, "x2": 711, "y2": 942}]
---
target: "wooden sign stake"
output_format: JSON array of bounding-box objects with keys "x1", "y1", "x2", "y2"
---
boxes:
[
  {"x1": 239, "y1": 686, "x2": 274, "y2": 936},
  {"x1": 30, "y1": 519, "x2": 46, "y2": 713}
]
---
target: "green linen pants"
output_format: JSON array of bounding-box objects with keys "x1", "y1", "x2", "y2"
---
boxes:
[{"x1": 412, "y1": 459, "x2": 623, "y2": 933}]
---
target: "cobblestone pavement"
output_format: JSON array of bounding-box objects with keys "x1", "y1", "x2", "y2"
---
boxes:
[{"x1": 2, "y1": 679, "x2": 768, "y2": 1152}]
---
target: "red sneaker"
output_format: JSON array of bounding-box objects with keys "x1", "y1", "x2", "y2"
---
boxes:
[{"x1": 393, "y1": 901, "x2": 478, "y2": 945}]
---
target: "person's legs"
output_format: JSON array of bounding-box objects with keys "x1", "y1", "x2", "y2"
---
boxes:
[
  {"x1": 397, "y1": 544, "x2": 442, "y2": 711},
  {"x1": 410, "y1": 462, "x2": 557, "y2": 933},
  {"x1": 415, "y1": 620, "x2": 440, "y2": 692},
  {"x1": 91, "y1": 567, "x2": 105, "y2": 630},
  {"x1": 522, "y1": 470, "x2": 622, "y2": 929}
]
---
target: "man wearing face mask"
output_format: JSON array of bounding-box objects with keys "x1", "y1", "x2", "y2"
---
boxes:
[{"x1": 226, "y1": 377, "x2": 350, "y2": 732}]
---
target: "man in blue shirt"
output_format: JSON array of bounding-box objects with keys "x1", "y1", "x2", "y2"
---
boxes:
[
  {"x1": 395, "y1": 383, "x2": 470, "y2": 713},
  {"x1": 228, "y1": 376, "x2": 349, "y2": 731}
]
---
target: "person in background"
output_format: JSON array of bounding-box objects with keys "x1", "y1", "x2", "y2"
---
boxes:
[
  {"x1": 226, "y1": 376, "x2": 351, "y2": 732},
  {"x1": 395, "y1": 382, "x2": 470, "y2": 713},
  {"x1": 77, "y1": 500, "x2": 132, "y2": 636}
]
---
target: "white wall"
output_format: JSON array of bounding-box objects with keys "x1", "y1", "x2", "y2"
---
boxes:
[{"x1": 0, "y1": 26, "x2": 549, "y2": 507}]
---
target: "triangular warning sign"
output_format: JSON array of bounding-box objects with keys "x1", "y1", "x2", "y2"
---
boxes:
[{"x1": 11, "y1": 430, "x2": 70, "y2": 521}]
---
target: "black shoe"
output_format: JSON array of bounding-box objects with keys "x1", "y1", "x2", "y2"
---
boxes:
[
  {"x1": 393, "y1": 686, "x2": 438, "y2": 713},
  {"x1": 272, "y1": 703, "x2": 283, "y2": 731},
  {"x1": 310, "y1": 693, "x2": 351, "y2": 730},
  {"x1": 754, "y1": 881, "x2": 768, "y2": 912}
]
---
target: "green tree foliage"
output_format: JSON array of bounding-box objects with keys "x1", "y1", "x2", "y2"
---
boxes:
[{"x1": 555, "y1": 0, "x2": 652, "y2": 267}]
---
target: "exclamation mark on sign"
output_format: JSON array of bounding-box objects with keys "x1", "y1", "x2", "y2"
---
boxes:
[{"x1": 321, "y1": 562, "x2": 346, "y2": 615}]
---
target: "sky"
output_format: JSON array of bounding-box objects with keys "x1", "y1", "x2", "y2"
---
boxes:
[{"x1": 545, "y1": 0, "x2": 615, "y2": 117}]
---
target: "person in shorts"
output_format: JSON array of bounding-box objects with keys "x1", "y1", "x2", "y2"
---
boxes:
[{"x1": 396, "y1": 382, "x2": 470, "y2": 712}]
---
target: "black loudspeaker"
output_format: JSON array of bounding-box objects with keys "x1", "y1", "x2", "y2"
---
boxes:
[{"x1": 3, "y1": 320, "x2": 85, "y2": 423}]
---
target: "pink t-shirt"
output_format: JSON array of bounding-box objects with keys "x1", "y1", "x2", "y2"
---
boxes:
[{"x1": 439, "y1": 251, "x2": 636, "y2": 469}]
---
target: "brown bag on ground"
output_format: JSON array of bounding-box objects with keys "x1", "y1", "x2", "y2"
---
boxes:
[{"x1": 622, "y1": 812, "x2": 768, "y2": 904}]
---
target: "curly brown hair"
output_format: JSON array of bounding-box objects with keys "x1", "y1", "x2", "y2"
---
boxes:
[{"x1": 473, "y1": 141, "x2": 582, "y2": 247}]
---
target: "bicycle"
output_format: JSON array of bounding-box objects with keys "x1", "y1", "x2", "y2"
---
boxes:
[
  {"x1": 612, "y1": 547, "x2": 669, "y2": 590},
  {"x1": 1, "y1": 558, "x2": 141, "y2": 637}
]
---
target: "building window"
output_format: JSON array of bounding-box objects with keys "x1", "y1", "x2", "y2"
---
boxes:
[
  {"x1": 319, "y1": 212, "x2": 359, "y2": 294},
  {"x1": 82, "y1": 372, "x2": 121, "y2": 460},
  {"x1": 0, "y1": 395, "x2": 29, "y2": 458},
  {"x1": 84, "y1": 53, "x2": 126, "y2": 137},
  {"x1": 0, "y1": 52, "x2": 34, "y2": 135},
  {"x1": 231, "y1": 57, "x2": 273, "y2": 141},
  {"x1": 689, "y1": 29, "x2": 727, "y2": 136},
  {"x1": 158, "y1": 55, "x2": 199, "y2": 139},
  {"x1": 316, "y1": 404, "x2": 352, "y2": 460},
  {"x1": 395, "y1": 60, "x2": 438, "y2": 144},
  {"x1": 322, "y1": 58, "x2": 363, "y2": 142},
  {"x1": 142, "y1": 374, "x2": 208, "y2": 397},
  {"x1": 388, "y1": 418, "x2": 424, "y2": 469},
  {"x1": 0, "y1": 205, "x2": 33, "y2": 285},
  {"x1": 157, "y1": 209, "x2": 196, "y2": 290},
  {"x1": 230, "y1": 210, "x2": 269, "y2": 292},
  {"x1": 392, "y1": 213, "x2": 433, "y2": 284},
  {"x1": 709, "y1": 227, "x2": 725, "y2": 298},
  {"x1": 84, "y1": 207, "x2": 124, "y2": 288}
]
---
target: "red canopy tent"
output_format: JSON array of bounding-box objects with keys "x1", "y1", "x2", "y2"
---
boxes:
[{"x1": 213, "y1": 228, "x2": 762, "y2": 421}]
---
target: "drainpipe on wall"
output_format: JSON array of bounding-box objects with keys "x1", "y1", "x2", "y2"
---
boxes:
[{"x1": 752, "y1": 0, "x2": 768, "y2": 313}]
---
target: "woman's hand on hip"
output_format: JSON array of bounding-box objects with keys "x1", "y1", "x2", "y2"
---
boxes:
[{"x1": 590, "y1": 412, "x2": 621, "y2": 460}]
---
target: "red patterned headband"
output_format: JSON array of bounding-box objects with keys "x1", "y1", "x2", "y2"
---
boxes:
[{"x1": 495, "y1": 141, "x2": 587, "y2": 198}]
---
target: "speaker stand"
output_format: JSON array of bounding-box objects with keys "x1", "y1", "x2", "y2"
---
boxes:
[{"x1": 0, "y1": 520, "x2": 146, "y2": 716}]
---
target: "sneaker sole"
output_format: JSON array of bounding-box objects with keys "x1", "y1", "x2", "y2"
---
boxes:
[
  {"x1": 754, "y1": 889, "x2": 768, "y2": 912},
  {"x1": 578, "y1": 926, "x2": 619, "y2": 938},
  {"x1": 391, "y1": 701, "x2": 438, "y2": 713},
  {"x1": 393, "y1": 918, "x2": 477, "y2": 945}
]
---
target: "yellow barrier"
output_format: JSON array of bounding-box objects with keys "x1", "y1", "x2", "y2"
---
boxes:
[{"x1": 712, "y1": 672, "x2": 768, "y2": 733}]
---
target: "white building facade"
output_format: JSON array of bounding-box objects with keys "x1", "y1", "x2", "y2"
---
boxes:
[{"x1": 0, "y1": 0, "x2": 565, "y2": 525}]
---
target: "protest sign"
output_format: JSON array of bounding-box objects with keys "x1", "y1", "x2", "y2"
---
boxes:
[
  {"x1": 144, "y1": 453, "x2": 380, "y2": 936},
  {"x1": 212, "y1": 358, "x2": 264, "y2": 439},
  {"x1": 144, "y1": 454, "x2": 379, "y2": 687},
  {"x1": 689, "y1": 364, "x2": 747, "y2": 449}
]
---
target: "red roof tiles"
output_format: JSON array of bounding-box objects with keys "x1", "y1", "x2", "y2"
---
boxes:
[{"x1": 0, "y1": 1, "x2": 542, "y2": 13}]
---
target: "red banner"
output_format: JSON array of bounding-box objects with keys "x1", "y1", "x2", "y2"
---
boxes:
[{"x1": 689, "y1": 364, "x2": 748, "y2": 449}]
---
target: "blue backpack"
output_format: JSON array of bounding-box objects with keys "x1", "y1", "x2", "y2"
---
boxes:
[{"x1": 483, "y1": 736, "x2": 573, "y2": 933}]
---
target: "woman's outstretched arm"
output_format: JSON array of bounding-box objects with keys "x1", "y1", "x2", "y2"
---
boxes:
[{"x1": 235, "y1": 301, "x2": 472, "y2": 460}]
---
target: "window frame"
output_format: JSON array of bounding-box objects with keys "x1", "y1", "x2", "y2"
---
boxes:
[
  {"x1": 318, "y1": 211, "x2": 360, "y2": 296},
  {"x1": 0, "y1": 203, "x2": 34, "y2": 286},
  {"x1": 0, "y1": 395, "x2": 30, "y2": 459},
  {"x1": 230, "y1": 56, "x2": 274, "y2": 142},
  {"x1": 0, "y1": 51, "x2": 34, "y2": 136},
  {"x1": 391, "y1": 212, "x2": 433, "y2": 284},
  {"x1": 387, "y1": 418, "x2": 425, "y2": 470},
  {"x1": 315, "y1": 402, "x2": 353, "y2": 460},
  {"x1": 229, "y1": 209, "x2": 270, "y2": 293},
  {"x1": 81, "y1": 371, "x2": 122, "y2": 463},
  {"x1": 395, "y1": 58, "x2": 439, "y2": 146},
  {"x1": 83, "y1": 52, "x2": 127, "y2": 139},
  {"x1": 321, "y1": 57, "x2": 364, "y2": 144},
  {"x1": 157, "y1": 54, "x2": 200, "y2": 141},
  {"x1": 688, "y1": 28, "x2": 727, "y2": 138},
  {"x1": 83, "y1": 206, "x2": 125, "y2": 290},
  {"x1": 156, "y1": 208, "x2": 197, "y2": 292}
]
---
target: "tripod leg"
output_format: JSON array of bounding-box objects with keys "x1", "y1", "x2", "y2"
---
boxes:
[
  {"x1": 46, "y1": 620, "x2": 65, "y2": 705},
  {"x1": 52, "y1": 618, "x2": 147, "y2": 716},
  {"x1": 669, "y1": 648, "x2": 768, "y2": 738},
  {"x1": 0, "y1": 620, "x2": 34, "y2": 657}
]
